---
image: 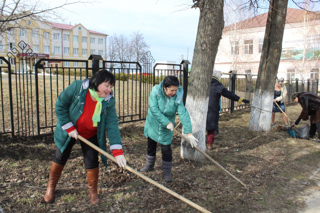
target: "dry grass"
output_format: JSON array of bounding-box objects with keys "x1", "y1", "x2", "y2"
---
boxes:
[{"x1": 1, "y1": 103, "x2": 320, "y2": 212}]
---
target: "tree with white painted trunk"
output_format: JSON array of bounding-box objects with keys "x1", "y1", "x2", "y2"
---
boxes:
[
  {"x1": 181, "y1": 0, "x2": 224, "y2": 161},
  {"x1": 248, "y1": 0, "x2": 289, "y2": 131}
]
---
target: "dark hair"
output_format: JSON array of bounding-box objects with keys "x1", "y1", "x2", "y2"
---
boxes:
[
  {"x1": 89, "y1": 70, "x2": 115, "y2": 91},
  {"x1": 291, "y1": 92, "x2": 299, "y2": 101},
  {"x1": 163, "y1": 76, "x2": 179, "y2": 88}
]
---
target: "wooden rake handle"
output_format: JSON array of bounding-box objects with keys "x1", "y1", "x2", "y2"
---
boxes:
[
  {"x1": 274, "y1": 101, "x2": 292, "y2": 123},
  {"x1": 77, "y1": 135, "x2": 211, "y2": 213},
  {"x1": 174, "y1": 129, "x2": 247, "y2": 189}
]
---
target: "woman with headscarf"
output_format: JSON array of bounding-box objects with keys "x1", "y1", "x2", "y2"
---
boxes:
[{"x1": 206, "y1": 71, "x2": 250, "y2": 150}]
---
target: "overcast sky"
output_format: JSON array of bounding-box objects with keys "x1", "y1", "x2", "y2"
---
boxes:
[
  {"x1": 48, "y1": 0, "x2": 199, "y2": 63},
  {"x1": 47, "y1": 0, "x2": 318, "y2": 64}
]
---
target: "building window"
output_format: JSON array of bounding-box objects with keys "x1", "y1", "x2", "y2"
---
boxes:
[
  {"x1": 63, "y1": 34, "x2": 69, "y2": 41},
  {"x1": 258, "y1": 38, "x2": 263, "y2": 53},
  {"x1": 310, "y1": 68, "x2": 319, "y2": 80},
  {"x1": 82, "y1": 49, "x2": 87, "y2": 55},
  {"x1": 244, "y1": 39, "x2": 253, "y2": 54},
  {"x1": 82, "y1": 62, "x2": 86, "y2": 67},
  {"x1": 74, "y1": 62, "x2": 78, "y2": 67},
  {"x1": 98, "y1": 50, "x2": 103, "y2": 55},
  {"x1": 32, "y1": 28, "x2": 39, "y2": 38},
  {"x1": 53, "y1": 33, "x2": 60, "y2": 40},
  {"x1": 231, "y1": 41, "x2": 239, "y2": 55},
  {"x1": 90, "y1": 49, "x2": 95, "y2": 54},
  {"x1": 20, "y1": 28, "x2": 26, "y2": 37},
  {"x1": 73, "y1": 48, "x2": 78, "y2": 55},
  {"x1": 7, "y1": 28, "x2": 14, "y2": 35},
  {"x1": 54, "y1": 46, "x2": 60, "y2": 54},
  {"x1": 287, "y1": 69, "x2": 295, "y2": 82},
  {"x1": 90, "y1": 37, "x2": 95, "y2": 44},
  {"x1": 64, "y1": 61, "x2": 69, "y2": 67},
  {"x1": 82, "y1": 36, "x2": 87, "y2": 43},
  {"x1": 98, "y1": 38, "x2": 103, "y2": 44},
  {"x1": 43, "y1": 32, "x2": 49, "y2": 39},
  {"x1": 73, "y1": 35, "x2": 78, "y2": 42},
  {"x1": 33, "y1": 45, "x2": 39, "y2": 53},
  {"x1": 78, "y1": 26, "x2": 81, "y2": 30},
  {"x1": 64, "y1": 47, "x2": 69, "y2": 54},
  {"x1": 43, "y1": 46, "x2": 50, "y2": 53}
]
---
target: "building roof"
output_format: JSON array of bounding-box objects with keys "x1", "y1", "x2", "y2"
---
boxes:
[
  {"x1": 51, "y1": 22, "x2": 108, "y2": 36},
  {"x1": 224, "y1": 8, "x2": 320, "y2": 31}
]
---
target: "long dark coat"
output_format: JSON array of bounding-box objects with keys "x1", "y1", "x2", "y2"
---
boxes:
[
  {"x1": 206, "y1": 77, "x2": 243, "y2": 131},
  {"x1": 296, "y1": 92, "x2": 320, "y2": 124}
]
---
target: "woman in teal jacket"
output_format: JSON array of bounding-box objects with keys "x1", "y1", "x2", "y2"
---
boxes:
[
  {"x1": 141, "y1": 76, "x2": 198, "y2": 182},
  {"x1": 43, "y1": 70, "x2": 126, "y2": 205}
]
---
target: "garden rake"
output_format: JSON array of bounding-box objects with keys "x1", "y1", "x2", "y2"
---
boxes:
[
  {"x1": 173, "y1": 128, "x2": 249, "y2": 197},
  {"x1": 77, "y1": 135, "x2": 210, "y2": 213},
  {"x1": 274, "y1": 101, "x2": 296, "y2": 138}
]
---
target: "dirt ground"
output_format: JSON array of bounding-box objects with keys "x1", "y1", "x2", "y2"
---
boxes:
[{"x1": 1, "y1": 103, "x2": 320, "y2": 213}]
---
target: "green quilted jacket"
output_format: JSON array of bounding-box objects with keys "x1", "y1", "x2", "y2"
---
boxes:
[{"x1": 54, "y1": 79, "x2": 122, "y2": 167}]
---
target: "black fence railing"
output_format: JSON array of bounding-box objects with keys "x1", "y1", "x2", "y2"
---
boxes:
[{"x1": 1, "y1": 41, "x2": 319, "y2": 137}]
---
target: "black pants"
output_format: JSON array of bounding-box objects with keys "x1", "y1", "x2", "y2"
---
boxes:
[
  {"x1": 53, "y1": 135, "x2": 99, "y2": 169},
  {"x1": 309, "y1": 122, "x2": 320, "y2": 139},
  {"x1": 147, "y1": 137, "x2": 172, "y2": 162}
]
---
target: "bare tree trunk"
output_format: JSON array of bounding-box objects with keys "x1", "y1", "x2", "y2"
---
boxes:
[
  {"x1": 181, "y1": 0, "x2": 224, "y2": 161},
  {"x1": 249, "y1": 0, "x2": 289, "y2": 131}
]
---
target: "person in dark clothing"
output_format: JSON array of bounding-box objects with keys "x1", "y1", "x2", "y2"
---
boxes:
[
  {"x1": 292, "y1": 92, "x2": 320, "y2": 142},
  {"x1": 206, "y1": 71, "x2": 250, "y2": 150}
]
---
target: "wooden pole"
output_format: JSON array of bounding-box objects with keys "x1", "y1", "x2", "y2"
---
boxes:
[
  {"x1": 77, "y1": 135, "x2": 211, "y2": 213},
  {"x1": 174, "y1": 129, "x2": 248, "y2": 189}
]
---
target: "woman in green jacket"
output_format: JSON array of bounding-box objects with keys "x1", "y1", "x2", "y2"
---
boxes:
[
  {"x1": 43, "y1": 70, "x2": 126, "y2": 205},
  {"x1": 141, "y1": 76, "x2": 198, "y2": 182}
]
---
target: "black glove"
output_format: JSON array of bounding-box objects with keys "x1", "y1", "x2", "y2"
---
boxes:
[
  {"x1": 295, "y1": 118, "x2": 301, "y2": 126},
  {"x1": 242, "y1": 99, "x2": 250, "y2": 104}
]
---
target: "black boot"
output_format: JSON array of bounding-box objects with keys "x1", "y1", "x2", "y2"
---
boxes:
[
  {"x1": 140, "y1": 155, "x2": 156, "y2": 172},
  {"x1": 162, "y1": 160, "x2": 172, "y2": 182}
]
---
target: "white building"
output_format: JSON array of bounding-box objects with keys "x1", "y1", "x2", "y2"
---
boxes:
[{"x1": 214, "y1": 8, "x2": 320, "y2": 81}]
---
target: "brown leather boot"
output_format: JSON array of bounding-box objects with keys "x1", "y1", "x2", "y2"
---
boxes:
[
  {"x1": 207, "y1": 143, "x2": 213, "y2": 150},
  {"x1": 87, "y1": 168, "x2": 99, "y2": 205},
  {"x1": 43, "y1": 162, "x2": 64, "y2": 203}
]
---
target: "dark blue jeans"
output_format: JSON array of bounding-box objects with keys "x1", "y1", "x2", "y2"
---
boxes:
[{"x1": 53, "y1": 135, "x2": 99, "y2": 169}]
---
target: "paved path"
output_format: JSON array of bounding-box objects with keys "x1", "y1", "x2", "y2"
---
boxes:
[{"x1": 299, "y1": 167, "x2": 320, "y2": 213}]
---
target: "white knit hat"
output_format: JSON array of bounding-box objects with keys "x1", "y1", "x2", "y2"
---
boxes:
[{"x1": 213, "y1": 70, "x2": 222, "y2": 81}]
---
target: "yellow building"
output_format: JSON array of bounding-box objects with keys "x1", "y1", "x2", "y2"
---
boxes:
[{"x1": 0, "y1": 18, "x2": 108, "y2": 68}]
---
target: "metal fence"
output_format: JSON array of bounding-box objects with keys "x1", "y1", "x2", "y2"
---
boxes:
[
  {"x1": 1, "y1": 40, "x2": 319, "y2": 137},
  {"x1": 0, "y1": 41, "x2": 191, "y2": 137},
  {"x1": 219, "y1": 74, "x2": 318, "y2": 113}
]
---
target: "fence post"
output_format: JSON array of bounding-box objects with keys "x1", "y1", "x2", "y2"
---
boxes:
[
  {"x1": 180, "y1": 60, "x2": 190, "y2": 104},
  {"x1": 307, "y1": 79, "x2": 310, "y2": 92},
  {"x1": 89, "y1": 54, "x2": 103, "y2": 75},
  {"x1": 230, "y1": 72, "x2": 236, "y2": 113},
  {"x1": 295, "y1": 78, "x2": 299, "y2": 92}
]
